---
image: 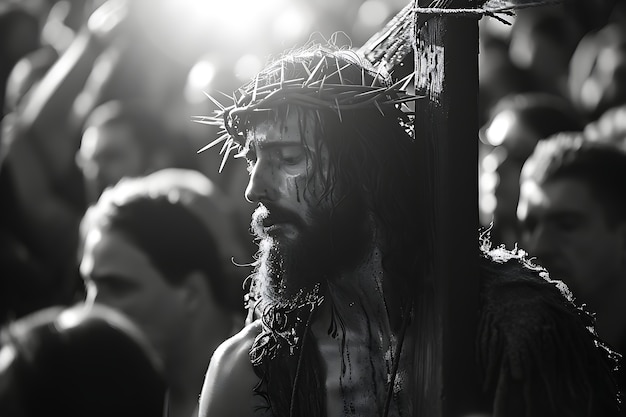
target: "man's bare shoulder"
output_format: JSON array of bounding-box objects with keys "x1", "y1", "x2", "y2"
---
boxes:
[
  {"x1": 213, "y1": 319, "x2": 261, "y2": 366},
  {"x1": 198, "y1": 320, "x2": 264, "y2": 417}
]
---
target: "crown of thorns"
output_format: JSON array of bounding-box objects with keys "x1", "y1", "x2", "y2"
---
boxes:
[{"x1": 192, "y1": 52, "x2": 420, "y2": 172}]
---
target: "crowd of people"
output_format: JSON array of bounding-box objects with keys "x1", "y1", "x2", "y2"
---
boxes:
[{"x1": 0, "y1": 0, "x2": 625, "y2": 416}]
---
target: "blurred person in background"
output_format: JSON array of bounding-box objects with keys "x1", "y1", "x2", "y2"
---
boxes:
[
  {"x1": 477, "y1": 17, "x2": 530, "y2": 127},
  {"x1": 479, "y1": 92, "x2": 583, "y2": 248},
  {"x1": 79, "y1": 168, "x2": 249, "y2": 417},
  {"x1": 517, "y1": 133, "x2": 626, "y2": 391},
  {"x1": 0, "y1": 0, "x2": 204, "y2": 322},
  {"x1": 77, "y1": 99, "x2": 199, "y2": 204},
  {"x1": 2, "y1": 0, "x2": 105, "y2": 116},
  {"x1": 0, "y1": 1, "x2": 54, "y2": 325},
  {"x1": 0, "y1": 303, "x2": 166, "y2": 417},
  {"x1": 507, "y1": 6, "x2": 586, "y2": 101},
  {"x1": 568, "y1": 20, "x2": 626, "y2": 123}
]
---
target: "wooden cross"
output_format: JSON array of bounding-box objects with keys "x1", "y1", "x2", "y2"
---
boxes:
[{"x1": 359, "y1": 2, "x2": 486, "y2": 415}]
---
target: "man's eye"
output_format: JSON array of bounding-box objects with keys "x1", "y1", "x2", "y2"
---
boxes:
[
  {"x1": 94, "y1": 276, "x2": 139, "y2": 296},
  {"x1": 278, "y1": 147, "x2": 305, "y2": 165}
]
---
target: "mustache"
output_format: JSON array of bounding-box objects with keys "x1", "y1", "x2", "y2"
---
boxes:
[{"x1": 251, "y1": 203, "x2": 307, "y2": 232}]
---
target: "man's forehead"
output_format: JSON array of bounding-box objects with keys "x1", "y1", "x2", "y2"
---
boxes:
[
  {"x1": 80, "y1": 228, "x2": 153, "y2": 280},
  {"x1": 518, "y1": 178, "x2": 596, "y2": 217},
  {"x1": 243, "y1": 109, "x2": 317, "y2": 147}
]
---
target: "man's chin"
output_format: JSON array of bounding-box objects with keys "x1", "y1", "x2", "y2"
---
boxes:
[{"x1": 254, "y1": 237, "x2": 322, "y2": 304}]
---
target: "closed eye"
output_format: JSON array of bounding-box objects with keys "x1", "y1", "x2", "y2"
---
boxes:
[
  {"x1": 90, "y1": 274, "x2": 140, "y2": 296},
  {"x1": 278, "y1": 147, "x2": 305, "y2": 165}
]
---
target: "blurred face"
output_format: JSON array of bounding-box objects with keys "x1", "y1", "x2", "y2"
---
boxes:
[
  {"x1": 517, "y1": 178, "x2": 626, "y2": 305},
  {"x1": 80, "y1": 227, "x2": 186, "y2": 364},
  {"x1": 243, "y1": 110, "x2": 370, "y2": 303},
  {"x1": 78, "y1": 124, "x2": 146, "y2": 202}
]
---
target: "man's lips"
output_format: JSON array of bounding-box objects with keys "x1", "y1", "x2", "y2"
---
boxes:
[
  {"x1": 262, "y1": 216, "x2": 295, "y2": 229},
  {"x1": 262, "y1": 220, "x2": 285, "y2": 230},
  {"x1": 253, "y1": 204, "x2": 304, "y2": 233}
]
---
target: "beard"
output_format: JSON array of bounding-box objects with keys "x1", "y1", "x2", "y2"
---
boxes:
[{"x1": 249, "y1": 193, "x2": 372, "y2": 308}]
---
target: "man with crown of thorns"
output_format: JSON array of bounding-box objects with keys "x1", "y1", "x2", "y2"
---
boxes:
[{"x1": 196, "y1": 44, "x2": 623, "y2": 417}]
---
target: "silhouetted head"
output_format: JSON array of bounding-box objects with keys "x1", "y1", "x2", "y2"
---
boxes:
[{"x1": 0, "y1": 304, "x2": 165, "y2": 417}]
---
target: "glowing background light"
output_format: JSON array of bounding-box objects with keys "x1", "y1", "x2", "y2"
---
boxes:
[
  {"x1": 83, "y1": 0, "x2": 407, "y2": 141},
  {"x1": 272, "y1": 5, "x2": 314, "y2": 46},
  {"x1": 357, "y1": 0, "x2": 391, "y2": 28},
  {"x1": 234, "y1": 54, "x2": 264, "y2": 83},
  {"x1": 185, "y1": 59, "x2": 217, "y2": 104}
]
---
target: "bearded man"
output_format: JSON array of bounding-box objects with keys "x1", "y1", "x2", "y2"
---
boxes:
[{"x1": 197, "y1": 46, "x2": 622, "y2": 417}]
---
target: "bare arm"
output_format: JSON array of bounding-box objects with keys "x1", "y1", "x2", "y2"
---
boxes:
[{"x1": 199, "y1": 321, "x2": 267, "y2": 417}]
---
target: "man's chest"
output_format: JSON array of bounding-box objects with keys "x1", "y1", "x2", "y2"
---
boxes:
[{"x1": 315, "y1": 318, "x2": 411, "y2": 417}]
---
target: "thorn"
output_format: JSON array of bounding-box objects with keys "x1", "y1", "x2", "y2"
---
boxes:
[
  {"x1": 197, "y1": 133, "x2": 229, "y2": 153},
  {"x1": 281, "y1": 61, "x2": 286, "y2": 90},
  {"x1": 335, "y1": 97, "x2": 342, "y2": 122},
  {"x1": 252, "y1": 74, "x2": 260, "y2": 103},
  {"x1": 335, "y1": 57, "x2": 344, "y2": 85},
  {"x1": 305, "y1": 57, "x2": 326, "y2": 86},
  {"x1": 372, "y1": 63, "x2": 384, "y2": 87},
  {"x1": 319, "y1": 75, "x2": 326, "y2": 97},
  {"x1": 203, "y1": 92, "x2": 225, "y2": 110},
  {"x1": 374, "y1": 100, "x2": 385, "y2": 116},
  {"x1": 220, "y1": 143, "x2": 237, "y2": 172},
  {"x1": 399, "y1": 73, "x2": 413, "y2": 91}
]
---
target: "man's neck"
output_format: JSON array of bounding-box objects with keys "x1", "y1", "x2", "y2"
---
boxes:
[{"x1": 313, "y1": 245, "x2": 411, "y2": 417}]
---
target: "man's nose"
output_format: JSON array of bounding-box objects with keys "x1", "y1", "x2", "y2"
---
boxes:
[{"x1": 245, "y1": 159, "x2": 278, "y2": 203}]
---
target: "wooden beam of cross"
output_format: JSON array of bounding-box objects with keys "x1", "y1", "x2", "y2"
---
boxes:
[
  {"x1": 357, "y1": 1, "x2": 509, "y2": 416},
  {"x1": 412, "y1": 1, "x2": 483, "y2": 415}
]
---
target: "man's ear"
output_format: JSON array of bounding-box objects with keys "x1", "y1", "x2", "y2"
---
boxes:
[{"x1": 179, "y1": 271, "x2": 212, "y2": 313}]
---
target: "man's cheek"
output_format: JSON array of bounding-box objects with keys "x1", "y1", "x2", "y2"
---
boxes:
[{"x1": 286, "y1": 175, "x2": 316, "y2": 203}]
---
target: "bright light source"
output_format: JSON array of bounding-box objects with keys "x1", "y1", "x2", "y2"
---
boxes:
[
  {"x1": 481, "y1": 152, "x2": 500, "y2": 173},
  {"x1": 483, "y1": 110, "x2": 516, "y2": 147},
  {"x1": 185, "y1": 59, "x2": 217, "y2": 104},
  {"x1": 202, "y1": 0, "x2": 288, "y2": 45},
  {"x1": 234, "y1": 54, "x2": 264, "y2": 82},
  {"x1": 357, "y1": 0, "x2": 391, "y2": 28},
  {"x1": 480, "y1": 193, "x2": 497, "y2": 216},
  {"x1": 273, "y1": 5, "x2": 313, "y2": 44},
  {"x1": 189, "y1": 60, "x2": 216, "y2": 90},
  {"x1": 480, "y1": 170, "x2": 498, "y2": 192}
]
